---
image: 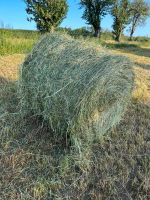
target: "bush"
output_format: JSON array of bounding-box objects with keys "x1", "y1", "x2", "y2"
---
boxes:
[
  {"x1": 133, "y1": 36, "x2": 150, "y2": 42},
  {"x1": 68, "y1": 27, "x2": 92, "y2": 38}
]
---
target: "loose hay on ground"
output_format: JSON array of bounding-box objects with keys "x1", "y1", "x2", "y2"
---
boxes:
[{"x1": 19, "y1": 33, "x2": 133, "y2": 146}]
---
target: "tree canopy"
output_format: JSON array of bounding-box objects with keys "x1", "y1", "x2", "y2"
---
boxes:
[
  {"x1": 25, "y1": 0, "x2": 68, "y2": 32},
  {"x1": 80, "y1": 0, "x2": 113, "y2": 37},
  {"x1": 111, "y1": 0, "x2": 130, "y2": 41},
  {"x1": 129, "y1": 0, "x2": 150, "y2": 40}
]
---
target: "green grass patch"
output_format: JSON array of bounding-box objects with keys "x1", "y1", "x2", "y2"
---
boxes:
[
  {"x1": 105, "y1": 42, "x2": 140, "y2": 49},
  {"x1": 0, "y1": 29, "x2": 39, "y2": 55}
]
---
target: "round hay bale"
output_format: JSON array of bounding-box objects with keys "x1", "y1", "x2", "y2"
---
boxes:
[{"x1": 19, "y1": 33, "x2": 133, "y2": 145}]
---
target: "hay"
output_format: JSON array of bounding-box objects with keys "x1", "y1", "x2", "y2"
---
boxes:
[{"x1": 19, "y1": 33, "x2": 133, "y2": 145}]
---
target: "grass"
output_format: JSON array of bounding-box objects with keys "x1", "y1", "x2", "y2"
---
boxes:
[
  {"x1": 0, "y1": 29, "x2": 39, "y2": 55},
  {"x1": 0, "y1": 29, "x2": 150, "y2": 199},
  {"x1": 0, "y1": 28, "x2": 149, "y2": 56}
]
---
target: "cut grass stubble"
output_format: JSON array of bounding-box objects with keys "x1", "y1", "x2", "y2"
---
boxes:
[{"x1": 0, "y1": 33, "x2": 150, "y2": 200}]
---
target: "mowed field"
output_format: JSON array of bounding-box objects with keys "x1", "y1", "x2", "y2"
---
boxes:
[{"x1": 0, "y1": 30, "x2": 150, "y2": 199}]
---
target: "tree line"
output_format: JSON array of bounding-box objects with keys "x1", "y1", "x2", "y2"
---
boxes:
[{"x1": 25, "y1": 0, "x2": 150, "y2": 42}]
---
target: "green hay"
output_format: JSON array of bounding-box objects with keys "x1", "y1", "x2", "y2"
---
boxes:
[{"x1": 19, "y1": 33, "x2": 133, "y2": 145}]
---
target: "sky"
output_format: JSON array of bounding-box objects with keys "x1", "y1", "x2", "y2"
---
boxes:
[{"x1": 0, "y1": 0, "x2": 150, "y2": 37}]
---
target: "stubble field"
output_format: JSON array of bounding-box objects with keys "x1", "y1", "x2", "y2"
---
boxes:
[{"x1": 0, "y1": 30, "x2": 150, "y2": 199}]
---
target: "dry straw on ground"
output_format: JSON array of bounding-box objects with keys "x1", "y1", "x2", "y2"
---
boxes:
[
  {"x1": 0, "y1": 34, "x2": 149, "y2": 200},
  {"x1": 19, "y1": 33, "x2": 133, "y2": 146}
]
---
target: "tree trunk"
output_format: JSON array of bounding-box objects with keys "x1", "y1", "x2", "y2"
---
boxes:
[
  {"x1": 129, "y1": 20, "x2": 137, "y2": 41},
  {"x1": 51, "y1": 26, "x2": 55, "y2": 33},
  {"x1": 93, "y1": 27, "x2": 100, "y2": 38},
  {"x1": 129, "y1": 20, "x2": 135, "y2": 41},
  {"x1": 115, "y1": 31, "x2": 121, "y2": 42},
  {"x1": 129, "y1": 15, "x2": 139, "y2": 41},
  {"x1": 129, "y1": 28, "x2": 134, "y2": 41}
]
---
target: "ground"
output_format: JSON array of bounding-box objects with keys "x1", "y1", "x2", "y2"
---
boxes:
[{"x1": 0, "y1": 39, "x2": 150, "y2": 199}]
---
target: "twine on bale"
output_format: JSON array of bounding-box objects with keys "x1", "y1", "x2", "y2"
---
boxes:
[{"x1": 19, "y1": 33, "x2": 133, "y2": 147}]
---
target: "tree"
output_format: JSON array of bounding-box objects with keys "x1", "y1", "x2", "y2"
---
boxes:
[
  {"x1": 111, "y1": 0, "x2": 130, "y2": 42},
  {"x1": 25, "y1": 0, "x2": 68, "y2": 32},
  {"x1": 129, "y1": 0, "x2": 150, "y2": 41},
  {"x1": 80, "y1": 0, "x2": 113, "y2": 37}
]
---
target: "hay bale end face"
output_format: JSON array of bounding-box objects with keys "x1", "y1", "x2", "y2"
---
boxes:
[{"x1": 19, "y1": 33, "x2": 133, "y2": 145}]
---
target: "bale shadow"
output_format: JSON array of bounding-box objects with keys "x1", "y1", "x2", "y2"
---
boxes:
[
  {"x1": 0, "y1": 76, "x2": 18, "y2": 113},
  {"x1": 135, "y1": 62, "x2": 150, "y2": 70},
  {"x1": 0, "y1": 76, "x2": 9, "y2": 85},
  {"x1": 0, "y1": 76, "x2": 69, "y2": 156}
]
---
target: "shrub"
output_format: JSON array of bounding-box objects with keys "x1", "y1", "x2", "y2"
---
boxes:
[
  {"x1": 133, "y1": 36, "x2": 150, "y2": 42},
  {"x1": 68, "y1": 27, "x2": 92, "y2": 38}
]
